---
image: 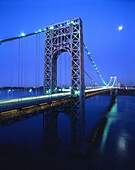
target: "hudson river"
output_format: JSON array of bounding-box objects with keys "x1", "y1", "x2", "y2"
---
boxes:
[{"x1": 0, "y1": 91, "x2": 135, "y2": 169}]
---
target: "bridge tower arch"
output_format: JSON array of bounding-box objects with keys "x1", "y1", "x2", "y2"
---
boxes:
[
  {"x1": 44, "y1": 17, "x2": 85, "y2": 98},
  {"x1": 44, "y1": 18, "x2": 86, "y2": 153}
]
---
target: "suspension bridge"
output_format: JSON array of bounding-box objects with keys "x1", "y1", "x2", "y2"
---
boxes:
[{"x1": 0, "y1": 17, "x2": 117, "y2": 127}]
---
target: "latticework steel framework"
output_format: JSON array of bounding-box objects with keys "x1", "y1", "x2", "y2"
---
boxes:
[
  {"x1": 43, "y1": 18, "x2": 85, "y2": 153},
  {"x1": 44, "y1": 17, "x2": 85, "y2": 97}
]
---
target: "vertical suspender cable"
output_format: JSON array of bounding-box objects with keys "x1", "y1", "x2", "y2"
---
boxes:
[
  {"x1": 64, "y1": 34, "x2": 66, "y2": 89},
  {"x1": 12, "y1": 42, "x2": 13, "y2": 98},
  {"x1": 63, "y1": 52, "x2": 65, "y2": 96},
  {"x1": 60, "y1": 51, "x2": 62, "y2": 88},
  {"x1": 26, "y1": 37, "x2": 28, "y2": 96},
  {"x1": 10, "y1": 42, "x2": 12, "y2": 99},
  {"x1": 65, "y1": 52, "x2": 67, "y2": 87},
  {"x1": 36, "y1": 34, "x2": 38, "y2": 97},
  {"x1": 38, "y1": 34, "x2": 40, "y2": 94},
  {"x1": 21, "y1": 38, "x2": 23, "y2": 103},
  {"x1": 10, "y1": 42, "x2": 13, "y2": 99},
  {"x1": 23, "y1": 38, "x2": 26, "y2": 96},
  {"x1": 18, "y1": 39, "x2": 20, "y2": 104}
]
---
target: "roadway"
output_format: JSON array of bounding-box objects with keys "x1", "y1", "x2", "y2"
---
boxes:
[{"x1": 0, "y1": 87, "x2": 113, "y2": 111}]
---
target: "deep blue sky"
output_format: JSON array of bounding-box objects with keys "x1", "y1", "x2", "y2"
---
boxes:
[{"x1": 0, "y1": 0, "x2": 135, "y2": 87}]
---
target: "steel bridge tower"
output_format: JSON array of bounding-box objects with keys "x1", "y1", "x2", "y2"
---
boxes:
[
  {"x1": 44, "y1": 17, "x2": 85, "y2": 97},
  {"x1": 43, "y1": 18, "x2": 86, "y2": 153}
]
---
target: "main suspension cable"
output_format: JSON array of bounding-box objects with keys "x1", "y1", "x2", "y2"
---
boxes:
[
  {"x1": 84, "y1": 70, "x2": 100, "y2": 87},
  {"x1": 83, "y1": 43, "x2": 107, "y2": 86}
]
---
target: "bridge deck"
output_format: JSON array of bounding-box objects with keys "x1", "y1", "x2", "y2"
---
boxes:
[
  {"x1": 0, "y1": 88, "x2": 113, "y2": 127},
  {"x1": 0, "y1": 88, "x2": 112, "y2": 112}
]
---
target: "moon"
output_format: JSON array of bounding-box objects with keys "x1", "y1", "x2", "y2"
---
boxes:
[{"x1": 118, "y1": 25, "x2": 123, "y2": 31}]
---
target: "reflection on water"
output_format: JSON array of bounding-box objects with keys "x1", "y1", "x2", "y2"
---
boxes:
[
  {"x1": 100, "y1": 97, "x2": 117, "y2": 152},
  {"x1": 41, "y1": 96, "x2": 86, "y2": 154},
  {"x1": 117, "y1": 130, "x2": 128, "y2": 156},
  {"x1": 0, "y1": 95, "x2": 135, "y2": 169}
]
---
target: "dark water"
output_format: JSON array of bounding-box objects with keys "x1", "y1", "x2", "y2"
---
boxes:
[{"x1": 0, "y1": 93, "x2": 135, "y2": 169}]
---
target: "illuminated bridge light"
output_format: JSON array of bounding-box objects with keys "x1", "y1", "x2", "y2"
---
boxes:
[
  {"x1": 54, "y1": 88, "x2": 57, "y2": 92},
  {"x1": 29, "y1": 89, "x2": 32, "y2": 93},
  {"x1": 75, "y1": 90, "x2": 80, "y2": 95},
  {"x1": 21, "y1": 32, "x2": 25, "y2": 37},
  {"x1": 49, "y1": 26, "x2": 54, "y2": 30},
  {"x1": 71, "y1": 21, "x2": 74, "y2": 24},
  {"x1": 44, "y1": 28, "x2": 46, "y2": 31},
  {"x1": 66, "y1": 22, "x2": 70, "y2": 25},
  {"x1": 8, "y1": 89, "x2": 11, "y2": 93},
  {"x1": 38, "y1": 29, "x2": 42, "y2": 32},
  {"x1": 87, "y1": 52, "x2": 90, "y2": 55}
]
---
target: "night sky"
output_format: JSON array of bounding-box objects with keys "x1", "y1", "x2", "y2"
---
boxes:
[{"x1": 0, "y1": 0, "x2": 135, "y2": 87}]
